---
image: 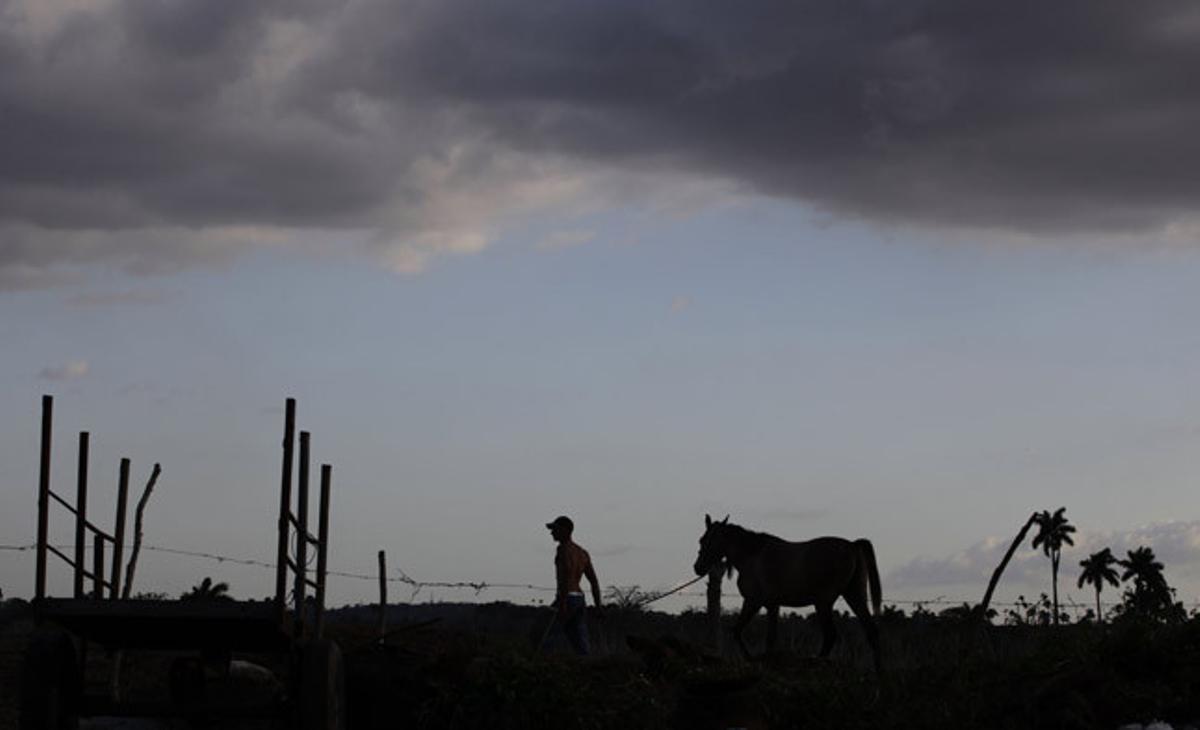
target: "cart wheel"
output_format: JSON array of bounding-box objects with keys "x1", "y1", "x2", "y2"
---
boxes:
[
  {"x1": 299, "y1": 639, "x2": 345, "y2": 730},
  {"x1": 19, "y1": 629, "x2": 81, "y2": 730}
]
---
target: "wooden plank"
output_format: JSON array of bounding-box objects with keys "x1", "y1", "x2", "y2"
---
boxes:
[
  {"x1": 46, "y1": 543, "x2": 76, "y2": 568},
  {"x1": 49, "y1": 490, "x2": 115, "y2": 540},
  {"x1": 36, "y1": 598, "x2": 289, "y2": 651},
  {"x1": 81, "y1": 696, "x2": 281, "y2": 719}
]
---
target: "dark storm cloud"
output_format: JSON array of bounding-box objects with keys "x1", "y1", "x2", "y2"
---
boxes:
[
  {"x1": 0, "y1": 1, "x2": 389, "y2": 230},
  {"x1": 3, "y1": 0, "x2": 1199, "y2": 286},
  {"x1": 358, "y1": 0, "x2": 1200, "y2": 233}
]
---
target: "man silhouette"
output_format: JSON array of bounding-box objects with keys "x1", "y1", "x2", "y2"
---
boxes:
[{"x1": 546, "y1": 515, "x2": 602, "y2": 655}]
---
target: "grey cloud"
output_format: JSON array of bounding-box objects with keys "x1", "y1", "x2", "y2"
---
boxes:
[
  {"x1": 887, "y1": 535, "x2": 1040, "y2": 590},
  {"x1": 594, "y1": 544, "x2": 635, "y2": 558},
  {"x1": 67, "y1": 289, "x2": 169, "y2": 308},
  {"x1": 38, "y1": 360, "x2": 89, "y2": 381},
  {"x1": 1091, "y1": 522, "x2": 1200, "y2": 570},
  {"x1": 4, "y1": 0, "x2": 1200, "y2": 288},
  {"x1": 0, "y1": 263, "x2": 82, "y2": 291},
  {"x1": 0, "y1": 223, "x2": 247, "y2": 285}
]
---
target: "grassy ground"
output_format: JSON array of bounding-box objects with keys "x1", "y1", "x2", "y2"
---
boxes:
[
  {"x1": 3, "y1": 599, "x2": 1199, "y2": 729},
  {"x1": 334, "y1": 603, "x2": 1200, "y2": 730}
]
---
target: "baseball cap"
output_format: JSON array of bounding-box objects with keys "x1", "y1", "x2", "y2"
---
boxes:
[{"x1": 545, "y1": 515, "x2": 574, "y2": 531}]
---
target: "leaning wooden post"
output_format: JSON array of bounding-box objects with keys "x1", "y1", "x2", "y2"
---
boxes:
[
  {"x1": 93, "y1": 534, "x2": 105, "y2": 599},
  {"x1": 36, "y1": 395, "x2": 53, "y2": 600},
  {"x1": 113, "y1": 461, "x2": 160, "y2": 704},
  {"x1": 122, "y1": 464, "x2": 161, "y2": 599},
  {"x1": 707, "y1": 563, "x2": 724, "y2": 654},
  {"x1": 274, "y1": 399, "x2": 296, "y2": 625},
  {"x1": 110, "y1": 458, "x2": 130, "y2": 599},
  {"x1": 377, "y1": 550, "x2": 388, "y2": 641},
  {"x1": 314, "y1": 464, "x2": 331, "y2": 639},
  {"x1": 74, "y1": 431, "x2": 90, "y2": 598},
  {"x1": 294, "y1": 431, "x2": 311, "y2": 629}
]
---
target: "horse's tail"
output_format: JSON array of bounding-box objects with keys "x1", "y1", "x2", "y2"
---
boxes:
[{"x1": 855, "y1": 538, "x2": 882, "y2": 616}]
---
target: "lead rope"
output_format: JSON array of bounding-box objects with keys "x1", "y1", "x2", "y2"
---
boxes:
[
  {"x1": 631, "y1": 573, "x2": 708, "y2": 608},
  {"x1": 538, "y1": 572, "x2": 709, "y2": 654}
]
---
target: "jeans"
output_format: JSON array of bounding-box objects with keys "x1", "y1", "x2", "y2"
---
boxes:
[{"x1": 561, "y1": 593, "x2": 591, "y2": 655}]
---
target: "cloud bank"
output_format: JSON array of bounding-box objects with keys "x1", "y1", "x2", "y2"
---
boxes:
[
  {"x1": 4, "y1": 0, "x2": 1200, "y2": 287},
  {"x1": 888, "y1": 521, "x2": 1200, "y2": 593}
]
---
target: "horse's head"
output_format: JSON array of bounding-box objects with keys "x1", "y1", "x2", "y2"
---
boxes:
[{"x1": 693, "y1": 513, "x2": 730, "y2": 576}]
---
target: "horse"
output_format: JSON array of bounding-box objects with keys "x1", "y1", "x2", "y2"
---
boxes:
[{"x1": 693, "y1": 514, "x2": 883, "y2": 672}]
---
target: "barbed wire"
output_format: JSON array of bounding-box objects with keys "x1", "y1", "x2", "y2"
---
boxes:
[
  {"x1": 2, "y1": 541, "x2": 1162, "y2": 611},
  {"x1": 0, "y1": 542, "x2": 558, "y2": 598}
]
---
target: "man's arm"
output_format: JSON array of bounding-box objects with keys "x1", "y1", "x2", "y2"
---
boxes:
[{"x1": 584, "y1": 558, "x2": 602, "y2": 608}]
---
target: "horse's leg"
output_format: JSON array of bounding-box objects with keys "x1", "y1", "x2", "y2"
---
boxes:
[
  {"x1": 815, "y1": 602, "x2": 837, "y2": 658},
  {"x1": 765, "y1": 605, "x2": 780, "y2": 652},
  {"x1": 844, "y1": 589, "x2": 883, "y2": 674},
  {"x1": 732, "y1": 599, "x2": 762, "y2": 660}
]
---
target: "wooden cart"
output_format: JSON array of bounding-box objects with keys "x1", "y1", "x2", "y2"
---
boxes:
[{"x1": 21, "y1": 396, "x2": 343, "y2": 730}]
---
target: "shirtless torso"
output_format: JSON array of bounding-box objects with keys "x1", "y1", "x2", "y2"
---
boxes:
[{"x1": 555, "y1": 540, "x2": 597, "y2": 599}]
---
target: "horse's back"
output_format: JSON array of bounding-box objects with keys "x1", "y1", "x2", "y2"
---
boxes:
[
  {"x1": 754, "y1": 536, "x2": 860, "y2": 607},
  {"x1": 802, "y1": 536, "x2": 858, "y2": 551}
]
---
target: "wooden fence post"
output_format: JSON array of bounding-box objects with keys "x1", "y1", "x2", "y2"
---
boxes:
[
  {"x1": 110, "y1": 458, "x2": 130, "y2": 599},
  {"x1": 294, "y1": 431, "x2": 310, "y2": 629},
  {"x1": 707, "y1": 564, "x2": 724, "y2": 654},
  {"x1": 314, "y1": 464, "x2": 331, "y2": 638},
  {"x1": 377, "y1": 550, "x2": 388, "y2": 641},
  {"x1": 274, "y1": 399, "x2": 295, "y2": 625},
  {"x1": 36, "y1": 395, "x2": 52, "y2": 600},
  {"x1": 121, "y1": 464, "x2": 161, "y2": 599},
  {"x1": 74, "y1": 432, "x2": 90, "y2": 598},
  {"x1": 93, "y1": 534, "x2": 105, "y2": 599}
]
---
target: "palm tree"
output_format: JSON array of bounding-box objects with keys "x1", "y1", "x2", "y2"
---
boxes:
[
  {"x1": 181, "y1": 576, "x2": 230, "y2": 602},
  {"x1": 1119, "y1": 546, "x2": 1165, "y2": 589},
  {"x1": 1118, "y1": 546, "x2": 1177, "y2": 619},
  {"x1": 1031, "y1": 507, "x2": 1076, "y2": 624},
  {"x1": 1077, "y1": 548, "x2": 1119, "y2": 622}
]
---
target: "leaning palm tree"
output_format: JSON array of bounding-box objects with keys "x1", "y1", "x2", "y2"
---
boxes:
[
  {"x1": 1031, "y1": 507, "x2": 1076, "y2": 624},
  {"x1": 980, "y1": 512, "x2": 1039, "y2": 619},
  {"x1": 1077, "y1": 547, "x2": 1120, "y2": 622}
]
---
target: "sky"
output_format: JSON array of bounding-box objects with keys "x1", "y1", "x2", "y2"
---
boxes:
[{"x1": 3, "y1": 0, "x2": 1200, "y2": 614}]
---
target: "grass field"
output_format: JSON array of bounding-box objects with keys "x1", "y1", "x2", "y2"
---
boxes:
[
  {"x1": 3, "y1": 598, "x2": 1199, "y2": 729},
  {"x1": 332, "y1": 601, "x2": 1200, "y2": 730}
]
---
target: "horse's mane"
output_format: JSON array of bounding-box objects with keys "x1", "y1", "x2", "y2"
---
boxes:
[{"x1": 721, "y1": 522, "x2": 783, "y2": 555}]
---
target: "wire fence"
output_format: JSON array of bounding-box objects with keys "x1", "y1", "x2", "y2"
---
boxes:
[{"x1": 2, "y1": 541, "x2": 1157, "y2": 615}]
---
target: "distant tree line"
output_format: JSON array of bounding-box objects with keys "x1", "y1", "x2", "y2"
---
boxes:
[{"x1": 979, "y1": 506, "x2": 1188, "y2": 626}]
